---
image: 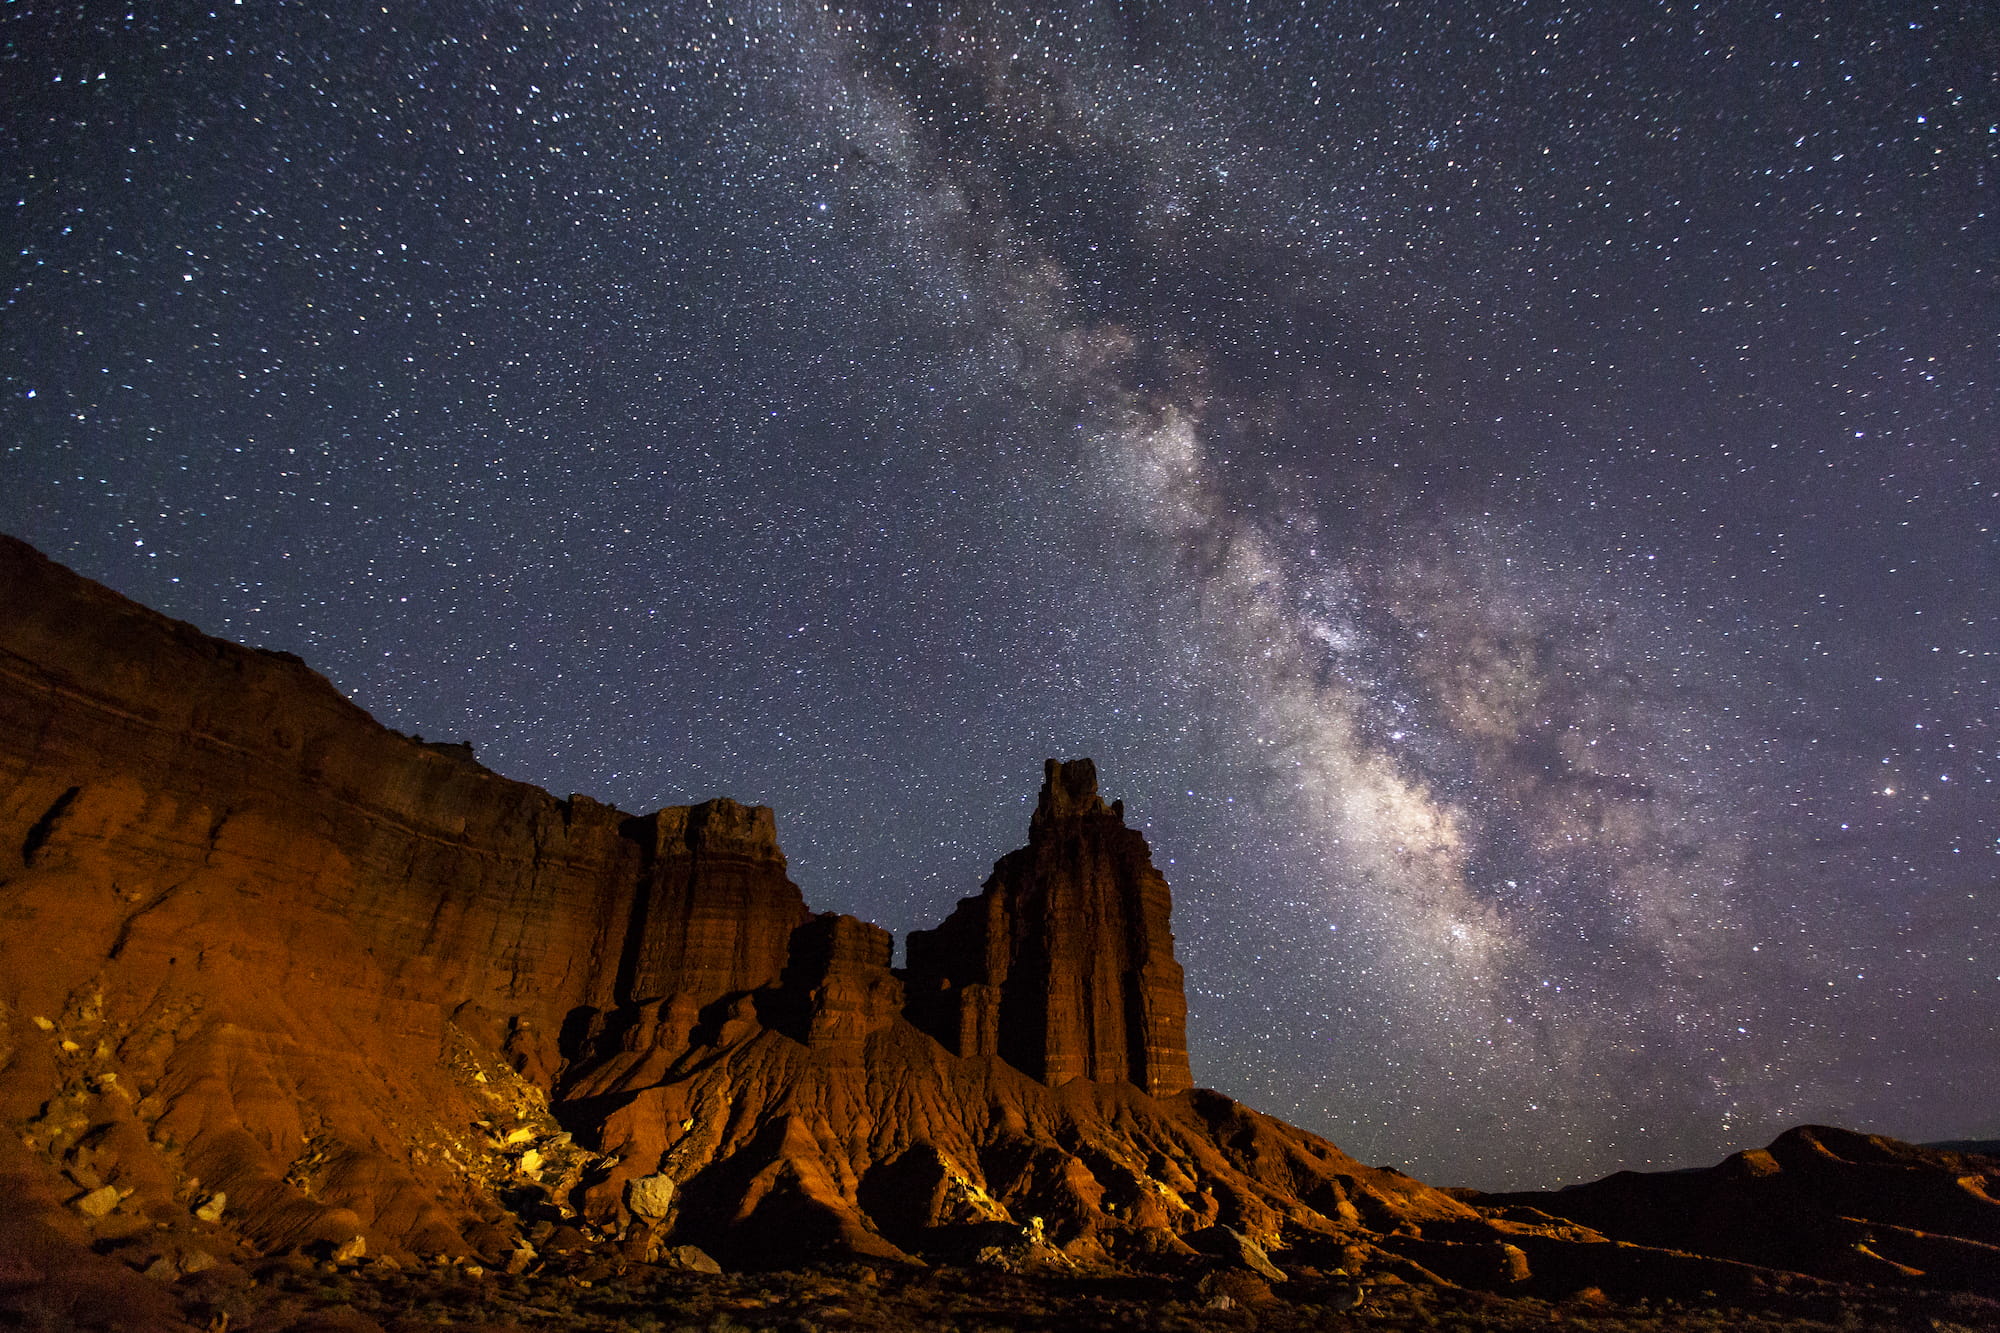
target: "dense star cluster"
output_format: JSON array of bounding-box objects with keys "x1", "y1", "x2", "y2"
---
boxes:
[{"x1": 3, "y1": 2, "x2": 1993, "y2": 1188}]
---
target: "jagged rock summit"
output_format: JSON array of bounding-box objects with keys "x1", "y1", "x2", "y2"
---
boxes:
[{"x1": 906, "y1": 756, "x2": 1191, "y2": 1098}]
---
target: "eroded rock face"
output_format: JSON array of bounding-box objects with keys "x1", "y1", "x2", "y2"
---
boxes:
[
  {"x1": 16, "y1": 532, "x2": 1987, "y2": 1310},
  {"x1": 0, "y1": 533, "x2": 1415, "y2": 1274},
  {"x1": 905, "y1": 758, "x2": 1192, "y2": 1098},
  {"x1": 561, "y1": 1015, "x2": 1478, "y2": 1270},
  {"x1": 0, "y1": 535, "x2": 814, "y2": 1265},
  {"x1": 620, "y1": 800, "x2": 811, "y2": 1010}
]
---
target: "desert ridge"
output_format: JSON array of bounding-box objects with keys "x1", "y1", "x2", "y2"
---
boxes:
[{"x1": 1, "y1": 531, "x2": 1996, "y2": 1331}]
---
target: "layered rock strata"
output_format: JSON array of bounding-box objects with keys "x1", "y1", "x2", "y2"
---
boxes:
[
  {"x1": 905, "y1": 759, "x2": 1191, "y2": 1098},
  {"x1": 0, "y1": 534, "x2": 829, "y2": 1263},
  {"x1": 0, "y1": 533, "x2": 1465, "y2": 1275},
  {"x1": 8, "y1": 532, "x2": 1989, "y2": 1314},
  {"x1": 619, "y1": 800, "x2": 811, "y2": 1011}
]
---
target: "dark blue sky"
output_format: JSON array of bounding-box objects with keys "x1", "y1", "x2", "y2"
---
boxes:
[{"x1": 5, "y1": 0, "x2": 1993, "y2": 1188}]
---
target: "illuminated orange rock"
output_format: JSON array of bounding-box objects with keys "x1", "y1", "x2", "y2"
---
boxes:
[
  {"x1": 0, "y1": 535, "x2": 819, "y2": 1261},
  {"x1": 905, "y1": 759, "x2": 1192, "y2": 1097},
  {"x1": 32, "y1": 531, "x2": 1960, "y2": 1305},
  {"x1": 620, "y1": 801, "x2": 810, "y2": 1010}
]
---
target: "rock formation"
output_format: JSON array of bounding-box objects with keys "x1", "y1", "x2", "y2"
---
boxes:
[
  {"x1": 619, "y1": 801, "x2": 809, "y2": 1012},
  {"x1": 3, "y1": 530, "x2": 1994, "y2": 1323},
  {"x1": 905, "y1": 758, "x2": 1191, "y2": 1098},
  {"x1": 0, "y1": 533, "x2": 1474, "y2": 1278}
]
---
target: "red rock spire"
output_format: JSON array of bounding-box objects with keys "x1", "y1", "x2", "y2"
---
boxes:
[{"x1": 907, "y1": 758, "x2": 1193, "y2": 1097}]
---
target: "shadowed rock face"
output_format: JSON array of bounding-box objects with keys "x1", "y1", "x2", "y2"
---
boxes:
[{"x1": 905, "y1": 758, "x2": 1192, "y2": 1098}]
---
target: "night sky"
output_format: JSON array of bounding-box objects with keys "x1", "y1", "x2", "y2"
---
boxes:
[{"x1": 4, "y1": 2, "x2": 1994, "y2": 1189}]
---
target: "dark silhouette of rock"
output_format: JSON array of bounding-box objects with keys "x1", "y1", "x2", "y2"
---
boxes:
[
  {"x1": 1482, "y1": 1125, "x2": 2000, "y2": 1295},
  {"x1": 905, "y1": 758, "x2": 1192, "y2": 1098}
]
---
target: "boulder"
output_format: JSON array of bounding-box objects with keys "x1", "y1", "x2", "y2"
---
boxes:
[
  {"x1": 661, "y1": 1244, "x2": 722, "y2": 1274},
  {"x1": 1188, "y1": 1224, "x2": 1286, "y2": 1282},
  {"x1": 71, "y1": 1185, "x2": 121, "y2": 1219},
  {"x1": 624, "y1": 1173, "x2": 676, "y2": 1221}
]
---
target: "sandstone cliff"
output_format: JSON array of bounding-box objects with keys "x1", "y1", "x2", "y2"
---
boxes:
[
  {"x1": 9, "y1": 532, "x2": 1986, "y2": 1323},
  {"x1": 905, "y1": 758, "x2": 1191, "y2": 1098},
  {"x1": 0, "y1": 533, "x2": 1476, "y2": 1280}
]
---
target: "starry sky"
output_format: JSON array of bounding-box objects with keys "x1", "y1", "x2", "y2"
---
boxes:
[{"x1": 4, "y1": 1, "x2": 1995, "y2": 1189}]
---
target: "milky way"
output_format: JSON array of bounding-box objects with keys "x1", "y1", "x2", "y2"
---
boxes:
[{"x1": 4, "y1": 2, "x2": 1994, "y2": 1187}]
